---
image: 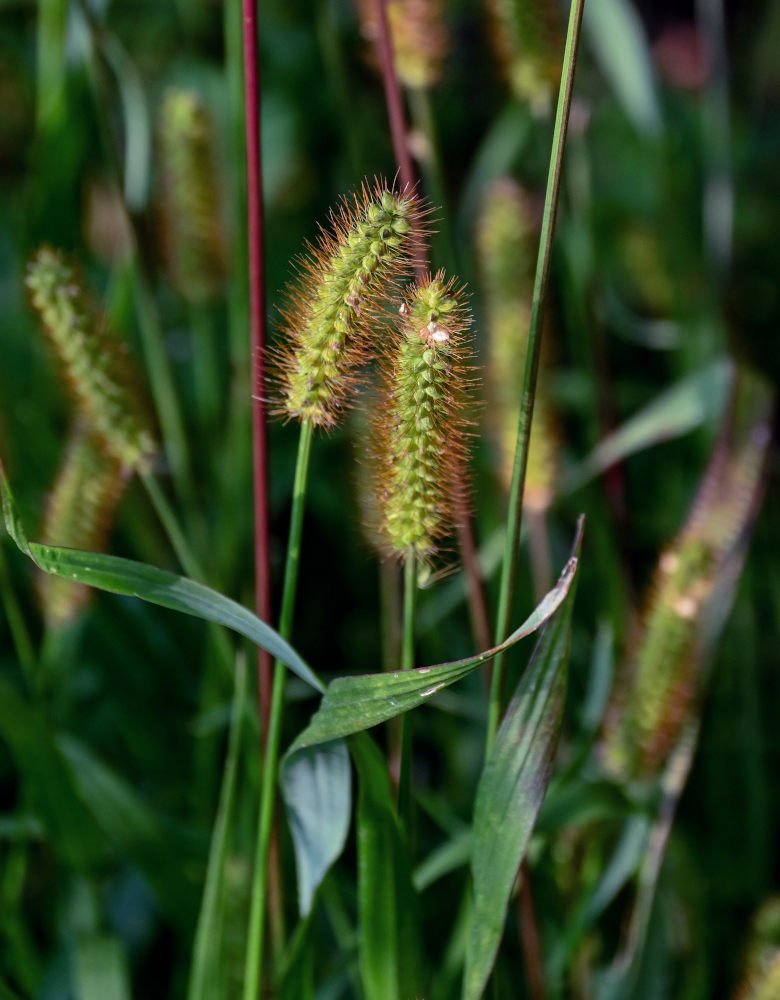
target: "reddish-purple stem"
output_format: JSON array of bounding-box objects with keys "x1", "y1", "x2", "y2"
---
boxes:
[
  {"x1": 373, "y1": 0, "x2": 416, "y2": 195},
  {"x1": 242, "y1": 0, "x2": 273, "y2": 735}
]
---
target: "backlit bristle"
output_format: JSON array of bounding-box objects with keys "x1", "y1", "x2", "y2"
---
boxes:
[
  {"x1": 372, "y1": 271, "x2": 474, "y2": 564},
  {"x1": 157, "y1": 88, "x2": 228, "y2": 303},
  {"x1": 26, "y1": 248, "x2": 157, "y2": 473},
  {"x1": 36, "y1": 427, "x2": 126, "y2": 628},
  {"x1": 273, "y1": 179, "x2": 425, "y2": 429}
]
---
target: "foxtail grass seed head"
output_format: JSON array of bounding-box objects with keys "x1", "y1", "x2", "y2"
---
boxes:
[
  {"x1": 356, "y1": 0, "x2": 449, "y2": 89},
  {"x1": 26, "y1": 248, "x2": 157, "y2": 473},
  {"x1": 373, "y1": 271, "x2": 473, "y2": 564},
  {"x1": 274, "y1": 180, "x2": 423, "y2": 428},
  {"x1": 476, "y1": 178, "x2": 558, "y2": 507},
  {"x1": 486, "y1": 0, "x2": 563, "y2": 111},
  {"x1": 37, "y1": 427, "x2": 126, "y2": 628},
  {"x1": 601, "y1": 369, "x2": 774, "y2": 781},
  {"x1": 158, "y1": 88, "x2": 228, "y2": 303}
]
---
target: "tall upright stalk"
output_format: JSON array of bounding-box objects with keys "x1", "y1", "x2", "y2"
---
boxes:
[
  {"x1": 486, "y1": 0, "x2": 585, "y2": 751},
  {"x1": 241, "y1": 0, "x2": 274, "y2": 736},
  {"x1": 243, "y1": 420, "x2": 314, "y2": 1000}
]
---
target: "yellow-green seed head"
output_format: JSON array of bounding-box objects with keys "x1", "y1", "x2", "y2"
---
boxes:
[
  {"x1": 274, "y1": 179, "x2": 424, "y2": 428},
  {"x1": 373, "y1": 271, "x2": 473, "y2": 563},
  {"x1": 158, "y1": 88, "x2": 228, "y2": 303},
  {"x1": 26, "y1": 248, "x2": 157, "y2": 473},
  {"x1": 357, "y1": 0, "x2": 449, "y2": 89},
  {"x1": 37, "y1": 427, "x2": 126, "y2": 628},
  {"x1": 476, "y1": 178, "x2": 558, "y2": 507},
  {"x1": 601, "y1": 369, "x2": 774, "y2": 781},
  {"x1": 486, "y1": 0, "x2": 563, "y2": 111}
]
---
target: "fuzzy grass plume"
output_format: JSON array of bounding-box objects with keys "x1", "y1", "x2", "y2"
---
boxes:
[
  {"x1": 373, "y1": 271, "x2": 473, "y2": 564},
  {"x1": 602, "y1": 368, "x2": 774, "y2": 780},
  {"x1": 37, "y1": 427, "x2": 126, "y2": 627},
  {"x1": 274, "y1": 179, "x2": 423, "y2": 428},
  {"x1": 476, "y1": 177, "x2": 558, "y2": 510},
  {"x1": 26, "y1": 248, "x2": 157, "y2": 472},
  {"x1": 356, "y1": 0, "x2": 449, "y2": 89},
  {"x1": 157, "y1": 88, "x2": 228, "y2": 303},
  {"x1": 485, "y1": 0, "x2": 563, "y2": 111}
]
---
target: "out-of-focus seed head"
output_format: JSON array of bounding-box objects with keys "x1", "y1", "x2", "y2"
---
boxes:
[
  {"x1": 26, "y1": 248, "x2": 157, "y2": 473},
  {"x1": 158, "y1": 88, "x2": 228, "y2": 303}
]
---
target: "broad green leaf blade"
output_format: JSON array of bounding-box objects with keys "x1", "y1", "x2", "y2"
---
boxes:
[
  {"x1": 72, "y1": 936, "x2": 131, "y2": 1000},
  {"x1": 280, "y1": 739, "x2": 351, "y2": 917},
  {"x1": 584, "y1": 0, "x2": 661, "y2": 135},
  {"x1": 0, "y1": 467, "x2": 322, "y2": 692},
  {"x1": 289, "y1": 554, "x2": 579, "y2": 752},
  {"x1": 564, "y1": 359, "x2": 734, "y2": 493},
  {"x1": 463, "y1": 532, "x2": 581, "y2": 1000},
  {"x1": 353, "y1": 734, "x2": 422, "y2": 1000}
]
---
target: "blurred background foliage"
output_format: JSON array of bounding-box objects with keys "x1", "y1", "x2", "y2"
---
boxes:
[{"x1": 0, "y1": 0, "x2": 779, "y2": 997}]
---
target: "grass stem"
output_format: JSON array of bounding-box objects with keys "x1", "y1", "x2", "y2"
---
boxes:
[
  {"x1": 243, "y1": 419, "x2": 314, "y2": 1000},
  {"x1": 486, "y1": 0, "x2": 585, "y2": 752}
]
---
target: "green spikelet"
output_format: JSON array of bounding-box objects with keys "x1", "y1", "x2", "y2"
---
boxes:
[
  {"x1": 158, "y1": 88, "x2": 228, "y2": 302},
  {"x1": 602, "y1": 369, "x2": 774, "y2": 780},
  {"x1": 475, "y1": 178, "x2": 558, "y2": 508},
  {"x1": 374, "y1": 271, "x2": 473, "y2": 563},
  {"x1": 37, "y1": 427, "x2": 126, "y2": 627},
  {"x1": 357, "y1": 0, "x2": 449, "y2": 89},
  {"x1": 275, "y1": 179, "x2": 422, "y2": 428},
  {"x1": 485, "y1": 0, "x2": 563, "y2": 111},
  {"x1": 26, "y1": 248, "x2": 157, "y2": 472}
]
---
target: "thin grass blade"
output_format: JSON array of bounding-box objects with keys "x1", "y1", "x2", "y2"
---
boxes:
[
  {"x1": 353, "y1": 733, "x2": 422, "y2": 1000},
  {"x1": 0, "y1": 467, "x2": 322, "y2": 692},
  {"x1": 288, "y1": 539, "x2": 580, "y2": 752},
  {"x1": 462, "y1": 525, "x2": 581, "y2": 1000}
]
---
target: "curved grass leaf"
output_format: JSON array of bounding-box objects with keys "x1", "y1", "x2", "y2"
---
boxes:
[
  {"x1": 584, "y1": 0, "x2": 661, "y2": 135},
  {"x1": 281, "y1": 739, "x2": 351, "y2": 917},
  {"x1": 462, "y1": 526, "x2": 582, "y2": 1000},
  {"x1": 353, "y1": 733, "x2": 422, "y2": 1000},
  {"x1": 288, "y1": 548, "x2": 580, "y2": 753},
  {"x1": 0, "y1": 467, "x2": 322, "y2": 692},
  {"x1": 564, "y1": 358, "x2": 733, "y2": 493}
]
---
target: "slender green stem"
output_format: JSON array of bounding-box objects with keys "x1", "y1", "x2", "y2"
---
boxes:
[
  {"x1": 140, "y1": 470, "x2": 233, "y2": 675},
  {"x1": 397, "y1": 553, "x2": 416, "y2": 824},
  {"x1": 189, "y1": 304, "x2": 221, "y2": 434},
  {"x1": 187, "y1": 652, "x2": 247, "y2": 1000},
  {"x1": 486, "y1": 0, "x2": 585, "y2": 752},
  {"x1": 243, "y1": 419, "x2": 314, "y2": 1000},
  {"x1": 402, "y1": 552, "x2": 417, "y2": 671},
  {"x1": 0, "y1": 543, "x2": 37, "y2": 686}
]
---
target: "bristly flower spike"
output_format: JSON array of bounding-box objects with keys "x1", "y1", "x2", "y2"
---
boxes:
[
  {"x1": 158, "y1": 88, "x2": 228, "y2": 303},
  {"x1": 374, "y1": 270, "x2": 474, "y2": 564},
  {"x1": 26, "y1": 248, "x2": 157, "y2": 473},
  {"x1": 485, "y1": 0, "x2": 563, "y2": 112},
  {"x1": 356, "y1": 0, "x2": 449, "y2": 90},
  {"x1": 274, "y1": 178, "x2": 424, "y2": 429}
]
